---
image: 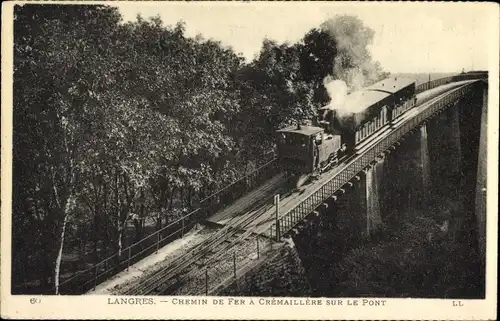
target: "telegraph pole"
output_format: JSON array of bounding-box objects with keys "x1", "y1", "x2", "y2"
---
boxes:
[{"x1": 274, "y1": 194, "x2": 280, "y2": 241}]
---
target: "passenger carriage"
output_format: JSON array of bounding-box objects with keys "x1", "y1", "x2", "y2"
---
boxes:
[{"x1": 277, "y1": 77, "x2": 417, "y2": 188}]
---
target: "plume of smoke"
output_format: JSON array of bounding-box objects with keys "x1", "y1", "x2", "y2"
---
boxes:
[
  {"x1": 321, "y1": 15, "x2": 386, "y2": 90},
  {"x1": 321, "y1": 15, "x2": 385, "y2": 90},
  {"x1": 323, "y1": 76, "x2": 356, "y2": 118},
  {"x1": 323, "y1": 76, "x2": 348, "y2": 110},
  {"x1": 320, "y1": 15, "x2": 387, "y2": 121},
  {"x1": 323, "y1": 78, "x2": 370, "y2": 118}
]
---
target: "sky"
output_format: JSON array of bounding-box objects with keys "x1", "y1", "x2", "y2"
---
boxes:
[{"x1": 115, "y1": 2, "x2": 496, "y2": 74}]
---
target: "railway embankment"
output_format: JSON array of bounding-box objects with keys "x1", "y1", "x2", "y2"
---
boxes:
[
  {"x1": 169, "y1": 233, "x2": 274, "y2": 295},
  {"x1": 90, "y1": 224, "x2": 215, "y2": 295},
  {"x1": 212, "y1": 237, "x2": 311, "y2": 296},
  {"x1": 92, "y1": 222, "x2": 310, "y2": 296}
]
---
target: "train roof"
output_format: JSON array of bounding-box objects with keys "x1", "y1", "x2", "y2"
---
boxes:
[
  {"x1": 341, "y1": 90, "x2": 390, "y2": 114},
  {"x1": 318, "y1": 77, "x2": 416, "y2": 115},
  {"x1": 318, "y1": 90, "x2": 389, "y2": 116},
  {"x1": 277, "y1": 125, "x2": 323, "y2": 136},
  {"x1": 364, "y1": 77, "x2": 415, "y2": 94}
]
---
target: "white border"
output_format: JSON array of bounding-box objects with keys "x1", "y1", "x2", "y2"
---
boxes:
[{"x1": 1, "y1": 1, "x2": 498, "y2": 320}]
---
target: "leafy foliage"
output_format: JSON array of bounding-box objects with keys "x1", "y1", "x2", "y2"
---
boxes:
[
  {"x1": 334, "y1": 213, "x2": 483, "y2": 298},
  {"x1": 12, "y1": 6, "x2": 388, "y2": 293}
]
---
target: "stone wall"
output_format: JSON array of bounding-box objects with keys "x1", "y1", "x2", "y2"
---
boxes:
[{"x1": 216, "y1": 238, "x2": 311, "y2": 296}]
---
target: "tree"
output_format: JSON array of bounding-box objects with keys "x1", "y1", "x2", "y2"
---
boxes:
[
  {"x1": 13, "y1": 4, "x2": 123, "y2": 293},
  {"x1": 235, "y1": 39, "x2": 317, "y2": 161},
  {"x1": 299, "y1": 28, "x2": 338, "y2": 104},
  {"x1": 12, "y1": 8, "x2": 393, "y2": 295}
]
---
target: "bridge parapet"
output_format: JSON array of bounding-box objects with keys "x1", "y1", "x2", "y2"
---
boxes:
[
  {"x1": 416, "y1": 77, "x2": 453, "y2": 94},
  {"x1": 415, "y1": 71, "x2": 488, "y2": 94},
  {"x1": 270, "y1": 80, "x2": 484, "y2": 241}
]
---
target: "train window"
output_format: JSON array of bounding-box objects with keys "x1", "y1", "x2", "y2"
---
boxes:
[
  {"x1": 282, "y1": 133, "x2": 308, "y2": 147},
  {"x1": 301, "y1": 136, "x2": 307, "y2": 147}
]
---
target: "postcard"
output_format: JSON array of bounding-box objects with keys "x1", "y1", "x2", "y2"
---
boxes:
[{"x1": 1, "y1": 1, "x2": 498, "y2": 319}]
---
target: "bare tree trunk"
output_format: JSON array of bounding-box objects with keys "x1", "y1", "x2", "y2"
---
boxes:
[
  {"x1": 139, "y1": 188, "x2": 145, "y2": 240},
  {"x1": 54, "y1": 214, "x2": 68, "y2": 295},
  {"x1": 168, "y1": 187, "x2": 176, "y2": 210},
  {"x1": 156, "y1": 186, "x2": 165, "y2": 231},
  {"x1": 117, "y1": 213, "x2": 129, "y2": 258},
  {"x1": 187, "y1": 186, "x2": 192, "y2": 208},
  {"x1": 114, "y1": 169, "x2": 124, "y2": 257},
  {"x1": 80, "y1": 227, "x2": 87, "y2": 268},
  {"x1": 133, "y1": 218, "x2": 140, "y2": 242},
  {"x1": 117, "y1": 225, "x2": 123, "y2": 257},
  {"x1": 103, "y1": 182, "x2": 109, "y2": 257},
  {"x1": 52, "y1": 108, "x2": 78, "y2": 295},
  {"x1": 93, "y1": 214, "x2": 99, "y2": 263},
  {"x1": 54, "y1": 194, "x2": 75, "y2": 295}
]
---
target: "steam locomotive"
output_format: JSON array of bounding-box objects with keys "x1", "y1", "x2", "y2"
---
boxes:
[{"x1": 277, "y1": 77, "x2": 417, "y2": 188}]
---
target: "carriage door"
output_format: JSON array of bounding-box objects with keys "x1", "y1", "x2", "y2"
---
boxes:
[{"x1": 381, "y1": 106, "x2": 387, "y2": 126}]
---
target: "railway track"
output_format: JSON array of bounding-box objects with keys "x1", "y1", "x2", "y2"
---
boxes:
[
  {"x1": 166, "y1": 183, "x2": 297, "y2": 294},
  {"x1": 156, "y1": 222, "x2": 268, "y2": 295},
  {"x1": 166, "y1": 179, "x2": 322, "y2": 295},
  {"x1": 112, "y1": 80, "x2": 483, "y2": 296},
  {"x1": 120, "y1": 178, "x2": 295, "y2": 296},
  {"x1": 165, "y1": 208, "x2": 282, "y2": 295}
]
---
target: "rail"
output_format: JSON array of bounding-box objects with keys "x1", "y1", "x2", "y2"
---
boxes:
[
  {"x1": 193, "y1": 73, "x2": 489, "y2": 294},
  {"x1": 57, "y1": 72, "x2": 486, "y2": 294},
  {"x1": 269, "y1": 78, "x2": 484, "y2": 241},
  {"x1": 124, "y1": 191, "x2": 281, "y2": 295},
  {"x1": 174, "y1": 75, "x2": 488, "y2": 295},
  {"x1": 55, "y1": 156, "x2": 279, "y2": 294}
]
